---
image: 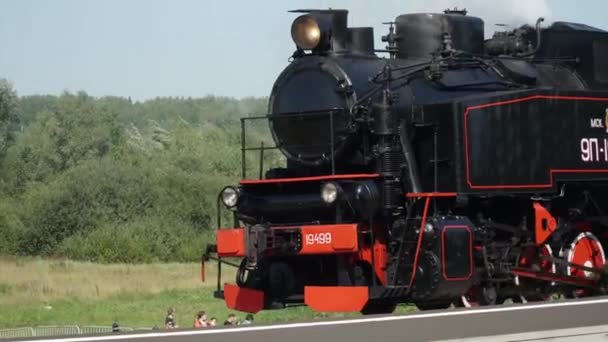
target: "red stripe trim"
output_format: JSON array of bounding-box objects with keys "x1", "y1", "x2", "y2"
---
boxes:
[
  {"x1": 406, "y1": 192, "x2": 457, "y2": 198},
  {"x1": 239, "y1": 173, "x2": 380, "y2": 185},
  {"x1": 270, "y1": 224, "x2": 357, "y2": 230},
  {"x1": 464, "y1": 95, "x2": 608, "y2": 190},
  {"x1": 409, "y1": 196, "x2": 431, "y2": 288}
]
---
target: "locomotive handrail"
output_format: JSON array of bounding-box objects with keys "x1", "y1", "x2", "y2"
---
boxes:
[
  {"x1": 208, "y1": 108, "x2": 343, "y2": 293},
  {"x1": 244, "y1": 143, "x2": 340, "y2": 150},
  {"x1": 245, "y1": 108, "x2": 344, "y2": 120},
  {"x1": 239, "y1": 108, "x2": 345, "y2": 178}
]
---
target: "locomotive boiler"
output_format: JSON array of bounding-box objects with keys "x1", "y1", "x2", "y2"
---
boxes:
[{"x1": 203, "y1": 8, "x2": 608, "y2": 314}]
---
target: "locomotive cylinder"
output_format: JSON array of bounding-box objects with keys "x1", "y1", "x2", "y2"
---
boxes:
[{"x1": 372, "y1": 88, "x2": 399, "y2": 136}]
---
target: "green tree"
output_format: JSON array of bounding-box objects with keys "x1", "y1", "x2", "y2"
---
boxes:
[
  {"x1": 0, "y1": 79, "x2": 19, "y2": 157},
  {"x1": 0, "y1": 90, "x2": 275, "y2": 263},
  {"x1": 2, "y1": 91, "x2": 122, "y2": 193}
]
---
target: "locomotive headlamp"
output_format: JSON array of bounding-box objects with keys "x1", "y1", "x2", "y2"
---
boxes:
[
  {"x1": 291, "y1": 15, "x2": 321, "y2": 49},
  {"x1": 291, "y1": 14, "x2": 332, "y2": 50},
  {"x1": 220, "y1": 186, "x2": 240, "y2": 209},
  {"x1": 321, "y1": 182, "x2": 339, "y2": 204}
]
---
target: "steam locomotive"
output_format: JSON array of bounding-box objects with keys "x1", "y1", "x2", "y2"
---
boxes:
[{"x1": 203, "y1": 8, "x2": 608, "y2": 314}]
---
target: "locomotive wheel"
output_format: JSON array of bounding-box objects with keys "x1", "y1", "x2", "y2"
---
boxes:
[
  {"x1": 455, "y1": 286, "x2": 496, "y2": 307},
  {"x1": 514, "y1": 244, "x2": 556, "y2": 286},
  {"x1": 236, "y1": 258, "x2": 264, "y2": 289},
  {"x1": 559, "y1": 232, "x2": 606, "y2": 298},
  {"x1": 360, "y1": 301, "x2": 397, "y2": 315},
  {"x1": 457, "y1": 291, "x2": 479, "y2": 307},
  {"x1": 349, "y1": 263, "x2": 397, "y2": 315},
  {"x1": 349, "y1": 262, "x2": 370, "y2": 286},
  {"x1": 415, "y1": 300, "x2": 452, "y2": 311},
  {"x1": 515, "y1": 244, "x2": 556, "y2": 302},
  {"x1": 267, "y1": 261, "x2": 297, "y2": 302},
  {"x1": 496, "y1": 293, "x2": 527, "y2": 305}
]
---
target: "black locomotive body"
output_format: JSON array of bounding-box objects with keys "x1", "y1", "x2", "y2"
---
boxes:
[{"x1": 204, "y1": 8, "x2": 608, "y2": 314}]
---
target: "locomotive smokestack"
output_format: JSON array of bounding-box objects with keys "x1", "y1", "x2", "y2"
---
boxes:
[
  {"x1": 347, "y1": 27, "x2": 375, "y2": 55},
  {"x1": 329, "y1": 9, "x2": 349, "y2": 52}
]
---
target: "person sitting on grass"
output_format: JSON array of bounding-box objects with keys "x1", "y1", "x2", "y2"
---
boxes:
[
  {"x1": 165, "y1": 307, "x2": 178, "y2": 329},
  {"x1": 240, "y1": 314, "x2": 254, "y2": 325},
  {"x1": 208, "y1": 317, "x2": 217, "y2": 326},
  {"x1": 224, "y1": 313, "x2": 238, "y2": 325},
  {"x1": 194, "y1": 310, "x2": 207, "y2": 328}
]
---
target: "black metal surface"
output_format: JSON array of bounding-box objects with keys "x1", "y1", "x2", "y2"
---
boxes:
[
  {"x1": 409, "y1": 216, "x2": 476, "y2": 302},
  {"x1": 523, "y1": 21, "x2": 608, "y2": 90},
  {"x1": 235, "y1": 177, "x2": 382, "y2": 225},
  {"x1": 347, "y1": 27, "x2": 375, "y2": 56},
  {"x1": 266, "y1": 7, "x2": 608, "y2": 183},
  {"x1": 399, "y1": 120, "x2": 422, "y2": 193},
  {"x1": 394, "y1": 12, "x2": 485, "y2": 59},
  {"x1": 207, "y1": 7, "x2": 608, "y2": 316},
  {"x1": 458, "y1": 89, "x2": 608, "y2": 192},
  {"x1": 495, "y1": 58, "x2": 538, "y2": 84},
  {"x1": 443, "y1": 227, "x2": 471, "y2": 279},
  {"x1": 267, "y1": 55, "x2": 373, "y2": 166}
]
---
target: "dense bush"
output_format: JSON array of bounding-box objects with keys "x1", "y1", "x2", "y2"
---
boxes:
[
  {"x1": 0, "y1": 78, "x2": 275, "y2": 263},
  {"x1": 58, "y1": 217, "x2": 211, "y2": 263},
  {"x1": 0, "y1": 196, "x2": 24, "y2": 254}
]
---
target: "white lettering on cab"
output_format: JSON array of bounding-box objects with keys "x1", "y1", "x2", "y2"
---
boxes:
[{"x1": 590, "y1": 118, "x2": 604, "y2": 128}]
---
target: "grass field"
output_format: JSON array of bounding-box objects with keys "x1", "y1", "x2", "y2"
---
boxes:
[{"x1": 0, "y1": 256, "x2": 415, "y2": 329}]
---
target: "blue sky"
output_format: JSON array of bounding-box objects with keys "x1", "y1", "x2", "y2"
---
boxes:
[{"x1": 1, "y1": 0, "x2": 606, "y2": 100}]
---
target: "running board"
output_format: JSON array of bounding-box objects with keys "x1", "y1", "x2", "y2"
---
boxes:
[{"x1": 511, "y1": 267, "x2": 598, "y2": 287}]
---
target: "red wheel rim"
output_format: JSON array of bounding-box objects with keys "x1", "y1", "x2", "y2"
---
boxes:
[
  {"x1": 514, "y1": 244, "x2": 556, "y2": 302},
  {"x1": 460, "y1": 286, "x2": 480, "y2": 307},
  {"x1": 564, "y1": 232, "x2": 605, "y2": 279},
  {"x1": 461, "y1": 293, "x2": 479, "y2": 307},
  {"x1": 515, "y1": 244, "x2": 555, "y2": 286},
  {"x1": 560, "y1": 232, "x2": 606, "y2": 298},
  {"x1": 539, "y1": 244, "x2": 556, "y2": 274}
]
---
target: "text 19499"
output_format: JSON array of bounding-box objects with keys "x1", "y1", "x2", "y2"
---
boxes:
[
  {"x1": 581, "y1": 138, "x2": 608, "y2": 162},
  {"x1": 305, "y1": 232, "x2": 332, "y2": 245}
]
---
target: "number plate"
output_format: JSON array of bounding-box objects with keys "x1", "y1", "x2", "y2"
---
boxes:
[
  {"x1": 304, "y1": 232, "x2": 333, "y2": 245},
  {"x1": 298, "y1": 224, "x2": 358, "y2": 254}
]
